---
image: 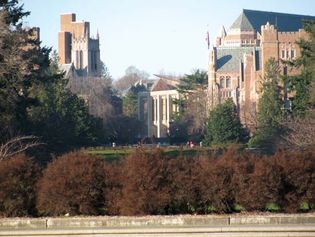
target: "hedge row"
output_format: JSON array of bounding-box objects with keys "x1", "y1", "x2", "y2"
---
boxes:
[{"x1": 0, "y1": 147, "x2": 314, "y2": 217}]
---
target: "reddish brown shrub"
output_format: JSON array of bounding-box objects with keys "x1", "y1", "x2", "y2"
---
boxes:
[
  {"x1": 0, "y1": 154, "x2": 40, "y2": 217},
  {"x1": 274, "y1": 149, "x2": 315, "y2": 212},
  {"x1": 244, "y1": 155, "x2": 283, "y2": 211},
  {"x1": 166, "y1": 156, "x2": 199, "y2": 214},
  {"x1": 34, "y1": 147, "x2": 315, "y2": 216},
  {"x1": 103, "y1": 161, "x2": 123, "y2": 215},
  {"x1": 36, "y1": 152, "x2": 108, "y2": 216},
  {"x1": 116, "y1": 149, "x2": 171, "y2": 215},
  {"x1": 168, "y1": 155, "x2": 226, "y2": 214},
  {"x1": 209, "y1": 146, "x2": 243, "y2": 212}
]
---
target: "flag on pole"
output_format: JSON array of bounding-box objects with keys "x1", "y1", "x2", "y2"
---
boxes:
[{"x1": 205, "y1": 31, "x2": 210, "y2": 49}]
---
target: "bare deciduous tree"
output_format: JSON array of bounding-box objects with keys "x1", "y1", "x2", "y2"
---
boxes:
[
  {"x1": 0, "y1": 136, "x2": 43, "y2": 161},
  {"x1": 113, "y1": 66, "x2": 149, "y2": 92},
  {"x1": 183, "y1": 87, "x2": 208, "y2": 135},
  {"x1": 281, "y1": 111, "x2": 315, "y2": 149},
  {"x1": 68, "y1": 76, "x2": 115, "y2": 124}
]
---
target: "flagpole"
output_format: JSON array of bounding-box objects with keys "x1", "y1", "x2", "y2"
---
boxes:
[{"x1": 206, "y1": 24, "x2": 210, "y2": 50}]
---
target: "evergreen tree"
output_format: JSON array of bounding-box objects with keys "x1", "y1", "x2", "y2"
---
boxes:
[
  {"x1": 280, "y1": 21, "x2": 315, "y2": 149},
  {"x1": 122, "y1": 84, "x2": 146, "y2": 118},
  {"x1": 287, "y1": 20, "x2": 315, "y2": 115},
  {"x1": 28, "y1": 52, "x2": 104, "y2": 154},
  {"x1": 248, "y1": 58, "x2": 284, "y2": 152},
  {"x1": 0, "y1": 1, "x2": 44, "y2": 140},
  {"x1": 170, "y1": 70, "x2": 208, "y2": 143},
  {"x1": 177, "y1": 69, "x2": 208, "y2": 94},
  {"x1": 0, "y1": 0, "x2": 29, "y2": 26},
  {"x1": 0, "y1": 2, "x2": 105, "y2": 157},
  {"x1": 203, "y1": 98, "x2": 246, "y2": 146}
]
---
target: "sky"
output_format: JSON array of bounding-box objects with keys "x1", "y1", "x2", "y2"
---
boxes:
[{"x1": 21, "y1": 0, "x2": 315, "y2": 80}]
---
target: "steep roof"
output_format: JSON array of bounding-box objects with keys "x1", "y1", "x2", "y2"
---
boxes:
[
  {"x1": 151, "y1": 78, "x2": 178, "y2": 92},
  {"x1": 230, "y1": 12, "x2": 254, "y2": 31},
  {"x1": 230, "y1": 9, "x2": 315, "y2": 33},
  {"x1": 216, "y1": 47, "x2": 261, "y2": 73}
]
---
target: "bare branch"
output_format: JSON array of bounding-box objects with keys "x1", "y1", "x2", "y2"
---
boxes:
[
  {"x1": 0, "y1": 136, "x2": 44, "y2": 161},
  {"x1": 280, "y1": 111, "x2": 315, "y2": 150}
]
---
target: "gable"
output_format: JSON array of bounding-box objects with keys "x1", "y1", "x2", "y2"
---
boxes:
[
  {"x1": 151, "y1": 79, "x2": 177, "y2": 92},
  {"x1": 231, "y1": 9, "x2": 315, "y2": 33}
]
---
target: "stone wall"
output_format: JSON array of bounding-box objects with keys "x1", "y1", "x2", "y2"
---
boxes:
[{"x1": 1, "y1": 214, "x2": 315, "y2": 230}]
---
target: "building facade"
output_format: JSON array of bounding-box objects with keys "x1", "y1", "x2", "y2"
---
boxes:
[
  {"x1": 58, "y1": 13, "x2": 101, "y2": 77},
  {"x1": 208, "y1": 9, "x2": 315, "y2": 128},
  {"x1": 138, "y1": 75, "x2": 180, "y2": 138}
]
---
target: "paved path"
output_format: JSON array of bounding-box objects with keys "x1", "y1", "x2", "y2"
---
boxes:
[{"x1": 1, "y1": 225, "x2": 315, "y2": 237}]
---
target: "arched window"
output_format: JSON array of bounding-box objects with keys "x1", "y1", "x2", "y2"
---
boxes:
[
  {"x1": 76, "y1": 50, "x2": 79, "y2": 68},
  {"x1": 226, "y1": 76, "x2": 231, "y2": 88},
  {"x1": 79, "y1": 50, "x2": 83, "y2": 69},
  {"x1": 220, "y1": 76, "x2": 225, "y2": 88},
  {"x1": 94, "y1": 51, "x2": 97, "y2": 71}
]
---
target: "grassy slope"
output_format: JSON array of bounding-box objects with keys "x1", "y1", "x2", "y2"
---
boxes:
[{"x1": 87, "y1": 147, "x2": 214, "y2": 160}]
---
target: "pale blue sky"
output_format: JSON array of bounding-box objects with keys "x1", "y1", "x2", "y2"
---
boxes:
[{"x1": 21, "y1": 0, "x2": 315, "y2": 79}]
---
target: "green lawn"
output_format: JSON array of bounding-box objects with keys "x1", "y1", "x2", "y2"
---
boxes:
[{"x1": 86, "y1": 146, "x2": 214, "y2": 161}]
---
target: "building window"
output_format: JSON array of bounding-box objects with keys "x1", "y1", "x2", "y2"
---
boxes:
[
  {"x1": 281, "y1": 50, "x2": 285, "y2": 59},
  {"x1": 91, "y1": 51, "x2": 97, "y2": 71},
  {"x1": 79, "y1": 50, "x2": 83, "y2": 69},
  {"x1": 286, "y1": 50, "x2": 289, "y2": 59},
  {"x1": 291, "y1": 50, "x2": 295, "y2": 59},
  {"x1": 220, "y1": 76, "x2": 225, "y2": 88},
  {"x1": 76, "y1": 50, "x2": 79, "y2": 68},
  {"x1": 226, "y1": 76, "x2": 231, "y2": 88}
]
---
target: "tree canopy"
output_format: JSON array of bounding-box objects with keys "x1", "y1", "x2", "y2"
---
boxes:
[
  {"x1": 0, "y1": 1, "x2": 109, "y2": 160},
  {"x1": 248, "y1": 58, "x2": 284, "y2": 152},
  {"x1": 287, "y1": 20, "x2": 315, "y2": 115},
  {"x1": 170, "y1": 70, "x2": 208, "y2": 143},
  {"x1": 203, "y1": 98, "x2": 247, "y2": 146}
]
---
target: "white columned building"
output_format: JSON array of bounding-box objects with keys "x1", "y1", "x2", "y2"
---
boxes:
[{"x1": 138, "y1": 75, "x2": 180, "y2": 139}]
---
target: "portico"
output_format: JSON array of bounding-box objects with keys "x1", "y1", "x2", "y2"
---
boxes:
[{"x1": 138, "y1": 76, "x2": 180, "y2": 138}]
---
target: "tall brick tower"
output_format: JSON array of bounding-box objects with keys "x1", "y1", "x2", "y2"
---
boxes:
[{"x1": 58, "y1": 13, "x2": 101, "y2": 77}]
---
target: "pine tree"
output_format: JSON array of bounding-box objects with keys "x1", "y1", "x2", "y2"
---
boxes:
[
  {"x1": 0, "y1": 2, "x2": 104, "y2": 156},
  {"x1": 171, "y1": 70, "x2": 208, "y2": 142},
  {"x1": 122, "y1": 84, "x2": 146, "y2": 118},
  {"x1": 0, "y1": 2, "x2": 42, "y2": 139},
  {"x1": 203, "y1": 98, "x2": 247, "y2": 146},
  {"x1": 0, "y1": 0, "x2": 29, "y2": 26},
  {"x1": 28, "y1": 52, "x2": 104, "y2": 154},
  {"x1": 288, "y1": 20, "x2": 315, "y2": 115},
  {"x1": 248, "y1": 58, "x2": 284, "y2": 152}
]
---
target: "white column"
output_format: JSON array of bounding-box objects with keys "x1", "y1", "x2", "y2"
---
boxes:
[
  {"x1": 154, "y1": 97, "x2": 157, "y2": 123},
  {"x1": 166, "y1": 94, "x2": 170, "y2": 128},
  {"x1": 147, "y1": 94, "x2": 152, "y2": 137},
  {"x1": 157, "y1": 95, "x2": 160, "y2": 138}
]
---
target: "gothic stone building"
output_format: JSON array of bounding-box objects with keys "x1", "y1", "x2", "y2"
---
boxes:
[
  {"x1": 58, "y1": 13, "x2": 101, "y2": 77},
  {"x1": 208, "y1": 9, "x2": 315, "y2": 128}
]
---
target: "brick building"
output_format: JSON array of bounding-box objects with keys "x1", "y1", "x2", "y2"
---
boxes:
[
  {"x1": 208, "y1": 9, "x2": 315, "y2": 128},
  {"x1": 58, "y1": 13, "x2": 101, "y2": 77}
]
